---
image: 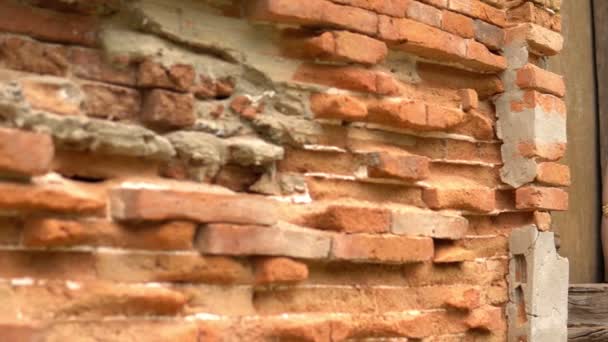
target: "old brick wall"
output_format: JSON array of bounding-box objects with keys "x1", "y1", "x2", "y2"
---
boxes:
[{"x1": 0, "y1": 0, "x2": 566, "y2": 341}]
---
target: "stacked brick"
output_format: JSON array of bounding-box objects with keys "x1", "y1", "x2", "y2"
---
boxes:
[{"x1": 0, "y1": 0, "x2": 566, "y2": 340}]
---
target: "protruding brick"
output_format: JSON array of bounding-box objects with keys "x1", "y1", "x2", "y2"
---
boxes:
[
  {"x1": 141, "y1": 89, "x2": 195, "y2": 128},
  {"x1": 366, "y1": 100, "x2": 427, "y2": 128},
  {"x1": 463, "y1": 40, "x2": 507, "y2": 72},
  {"x1": 22, "y1": 218, "x2": 196, "y2": 250},
  {"x1": 254, "y1": 257, "x2": 309, "y2": 285},
  {"x1": 536, "y1": 162, "x2": 570, "y2": 186},
  {"x1": 510, "y1": 90, "x2": 566, "y2": 116},
  {"x1": 294, "y1": 64, "x2": 399, "y2": 95},
  {"x1": 434, "y1": 236, "x2": 508, "y2": 263},
  {"x1": 20, "y1": 77, "x2": 82, "y2": 115},
  {"x1": 110, "y1": 183, "x2": 278, "y2": 226},
  {"x1": 332, "y1": 234, "x2": 434, "y2": 263},
  {"x1": 459, "y1": 88, "x2": 478, "y2": 111},
  {"x1": 391, "y1": 210, "x2": 468, "y2": 239},
  {"x1": 364, "y1": 150, "x2": 431, "y2": 181},
  {"x1": 0, "y1": 128, "x2": 54, "y2": 177},
  {"x1": 515, "y1": 186, "x2": 568, "y2": 211},
  {"x1": 516, "y1": 64, "x2": 566, "y2": 97},
  {"x1": 197, "y1": 223, "x2": 331, "y2": 259},
  {"x1": 506, "y1": 23, "x2": 563, "y2": 56},
  {"x1": 448, "y1": 0, "x2": 507, "y2": 27},
  {"x1": 465, "y1": 305, "x2": 505, "y2": 331},
  {"x1": 423, "y1": 187, "x2": 496, "y2": 212},
  {"x1": 81, "y1": 82, "x2": 141, "y2": 121},
  {"x1": 406, "y1": 1, "x2": 442, "y2": 28},
  {"x1": 533, "y1": 211, "x2": 552, "y2": 231},
  {"x1": 306, "y1": 205, "x2": 392, "y2": 233},
  {"x1": 137, "y1": 60, "x2": 195, "y2": 92},
  {"x1": 0, "y1": 35, "x2": 68, "y2": 76},
  {"x1": 508, "y1": 2, "x2": 561, "y2": 32},
  {"x1": 442, "y1": 10, "x2": 475, "y2": 38},
  {"x1": 0, "y1": 0, "x2": 99, "y2": 46},
  {"x1": 310, "y1": 93, "x2": 368, "y2": 121},
  {"x1": 474, "y1": 20, "x2": 504, "y2": 50}
]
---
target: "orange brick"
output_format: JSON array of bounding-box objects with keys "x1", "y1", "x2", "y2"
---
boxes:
[
  {"x1": 441, "y1": 10, "x2": 475, "y2": 38},
  {"x1": 0, "y1": 0, "x2": 99, "y2": 46},
  {"x1": 306, "y1": 205, "x2": 392, "y2": 233},
  {"x1": 536, "y1": 162, "x2": 570, "y2": 186},
  {"x1": 254, "y1": 257, "x2": 309, "y2": 285},
  {"x1": 426, "y1": 104, "x2": 467, "y2": 130},
  {"x1": 20, "y1": 78, "x2": 82, "y2": 116},
  {"x1": 0, "y1": 35, "x2": 68, "y2": 76},
  {"x1": 448, "y1": 0, "x2": 507, "y2": 27},
  {"x1": 459, "y1": 88, "x2": 478, "y2": 111},
  {"x1": 81, "y1": 82, "x2": 141, "y2": 121},
  {"x1": 366, "y1": 99, "x2": 427, "y2": 128},
  {"x1": 294, "y1": 63, "x2": 399, "y2": 95},
  {"x1": 137, "y1": 60, "x2": 195, "y2": 92},
  {"x1": 510, "y1": 90, "x2": 566, "y2": 116},
  {"x1": 515, "y1": 186, "x2": 568, "y2": 211},
  {"x1": 364, "y1": 150, "x2": 431, "y2": 181},
  {"x1": 474, "y1": 19, "x2": 505, "y2": 50},
  {"x1": 533, "y1": 211, "x2": 552, "y2": 231},
  {"x1": 423, "y1": 187, "x2": 496, "y2": 212},
  {"x1": 141, "y1": 89, "x2": 195, "y2": 128},
  {"x1": 417, "y1": 62, "x2": 504, "y2": 98},
  {"x1": 332, "y1": 234, "x2": 434, "y2": 263},
  {"x1": 70, "y1": 47, "x2": 137, "y2": 86},
  {"x1": 0, "y1": 128, "x2": 54, "y2": 177},
  {"x1": 310, "y1": 93, "x2": 368, "y2": 121},
  {"x1": 517, "y1": 141, "x2": 566, "y2": 160},
  {"x1": 465, "y1": 305, "x2": 505, "y2": 331},
  {"x1": 434, "y1": 236, "x2": 508, "y2": 263},
  {"x1": 406, "y1": 1, "x2": 442, "y2": 28},
  {"x1": 329, "y1": 0, "x2": 411, "y2": 17},
  {"x1": 516, "y1": 64, "x2": 566, "y2": 97},
  {"x1": 508, "y1": 2, "x2": 561, "y2": 32},
  {"x1": 463, "y1": 40, "x2": 507, "y2": 72},
  {"x1": 506, "y1": 23, "x2": 563, "y2": 56}
]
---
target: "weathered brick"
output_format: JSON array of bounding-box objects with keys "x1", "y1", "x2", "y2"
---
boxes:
[
  {"x1": 278, "y1": 148, "x2": 359, "y2": 176},
  {"x1": 406, "y1": 1, "x2": 442, "y2": 28},
  {"x1": 197, "y1": 223, "x2": 331, "y2": 259},
  {"x1": 506, "y1": 23, "x2": 563, "y2": 56},
  {"x1": 305, "y1": 205, "x2": 392, "y2": 233},
  {"x1": 44, "y1": 321, "x2": 201, "y2": 342},
  {"x1": 366, "y1": 99, "x2": 427, "y2": 128},
  {"x1": 0, "y1": 179, "x2": 105, "y2": 215},
  {"x1": 510, "y1": 90, "x2": 566, "y2": 116},
  {"x1": 516, "y1": 63, "x2": 566, "y2": 97},
  {"x1": 434, "y1": 236, "x2": 508, "y2": 263},
  {"x1": 110, "y1": 183, "x2": 278, "y2": 226},
  {"x1": 533, "y1": 211, "x2": 552, "y2": 231},
  {"x1": 0, "y1": 250, "x2": 97, "y2": 280},
  {"x1": 310, "y1": 93, "x2": 368, "y2": 121},
  {"x1": 0, "y1": 35, "x2": 68, "y2": 76},
  {"x1": 81, "y1": 82, "x2": 141, "y2": 121},
  {"x1": 423, "y1": 187, "x2": 496, "y2": 212},
  {"x1": 465, "y1": 305, "x2": 505, "y2": 331},
  {"x1": 517, "y1": 141, "x2": 566, "y2": 160},
  {"x1": 141, "y1": 89, "x2": 195, "y2": 128},
  {"x1": 137, "y1": 60, "x2": 195, "y2": 92},
  {"x1": 417, "y1": 62, "x2": 504, "y2": 98},
  {"x1": 332, "y1": 233, "x2": 433, "y2": 263},
  {"x1": 294, "y1": 63, "x2": 399, "y2": 95},
  {"x1": 426, "y1": 104, "x2": 467, "y2": 130},
  {"x1": 474, "y1": 19, "x2": 504, "y2": 50},
  {"x1": 442, "y1": 10, "x2": 475, "y2": 38},
  {"x1": 363, "y1": 150, "x2": 431, "y2": 181},
  {"x1": 27, "y1": 0, "x2": 122, "y2": 15},
  {"x1": 459, "y1": 88, "x2": 478, "y2": 111},
  {"x1": 247, "y1": 0, "x2": 379, "y2": 36},
  {"x1": 0, "y1": 0, "x2": 99, "y2": 46},
  {"x1": 329, "y1": 0, "x2": 410, "y2": 17},
  {"x1": 20, "y1": 77, "x2": 82, "y2": 115},
  {"x1": 515, "y1": 185, "x2": 568, "y2": 211},
  {"x1": 0, "y1": 127, "x2": 54, "y2": 177},
  {"x1": 254, "y1": 257, "x2": 309, "y2": 285},
  {"x1": 448, "y1": 0, "x2": 507, "y2": 27},
  {"x1": 463, "y1": 40, "x2": 507, "y2": 72},
  {"x1": 70, "y1": 47, "x2": 136, "y2": 86},
  {"x1": 536, "y1": 162, "x2": 570, "y2": 186},
  {"x1": 508, "y1": 2, "x2": 561, "y2": 32},
  {"x1": 391, "y1": 210, "x2": 468, "y2": 239},
  {"x1": 22, "y1": 218, "x2": 196, "y2": 250}
]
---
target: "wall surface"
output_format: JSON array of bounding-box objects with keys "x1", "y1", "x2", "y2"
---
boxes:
[{"x1": 0, "y1": 0, "x2": 568, "y2": 341}]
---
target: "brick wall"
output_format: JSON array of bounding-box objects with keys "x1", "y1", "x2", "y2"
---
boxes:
[{"x1": 0, "y1": 0, "x2": 566, "y2": 340}]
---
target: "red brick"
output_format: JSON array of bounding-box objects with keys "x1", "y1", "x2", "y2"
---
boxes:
[
  {"x1": 0, "y1": 128, "x2": 53, "y2": 177},
  {"x1": 423, "y1": 187, "x2": 496, "y2": 212},
  {"x1": 516, "y1": 64, "x2": 565, "y2": 97},
  {"x1": 448, "y1": 0, "x2": 507, "y2": 27},
  {"x1": 474, "y1": 20, "x2": 504, "y2": 50},
  {"x1": 510, "y1": 90, "x2": 566, "y2": 116},
  {"x1": 417, "y1": 62, "x2": 504, "y2": 98},
  {"x1": 310, "y1": 93, "x2": 368, "y2": 121},
  {"x1": 0, "y1": 179, "x2": 105, "y2": 215},
  {"x1": 0, "y1": 35, "x2": 68, "y2": 76},
  {"x1": 506, "y1": 23, "x2": 563, "y2": 56},
  {"x1": 20, "y1": 77, "x2": 82, "y2": 115},
  {"x1": 137, "y1": 60, "x2": 195, "y2": 92},
  {"x1": 81, "y1": 82, "x2": 141, "y2": 121},
  {"x1": 294, "y1": 63, "x2": 399, "y2": 95},
  {"x1": 515, "y1": 185, "x2": 568, "y2": 211},
  {"x1": 110, "y1": 183, "x2": 278, "y2": 226},
  {"x1": 434, "y1": 236, "x2": 508, "y2": 263},
  {"x1": 459, "y1": 88, "x2": 479, "y2": 111},
  {"x1": 366, "y1": 99, "x2": 427, "y2": 129},
  {"x1": 463, "y1": 40, "x2": 507, "y2": 72},
  {"x1": 508, "y1": 2, "x2": 561, "y2": 32},
  {"x1": 364, "y1": 150, "x2": 430, "y2": 181},
  {"x1": 247, "y1": 0, "x2": 379, "y2": 36},
  {"x1": 254, "y1": 257, "x2": 309, "y2": 285},
  {"x1": 391, "y1": 210, "x2": 469, "y2": 239},
  {"x1": 406, "y1": 1, "x2": 442, "y2": 27},
  {"x1": 22, "y1": 218, "x2": 196, "y2": 250},
  {"x1": 0, "y1": 0, "x2": 99, "y2": 46},
  {"x1": 329, "y1": 0, "x2": 411, "y2": 17},
  {"x1": 305, "y1": 205, "x2": 392, "y2": 233},
  {"x1": 141, "y1": 89, "x2": 195, "y2": 128},
  {"x1": 536, "y1": 162, "x2": 570, "y2": 186},
  {"x1": 70, "y1": 47, "x2": 136, "y2": 86},
  {"x1": 332, "y1": 233, "x2": 433, "y2": 263},
  {"x1": 197, "y1": 223, "x2": 331, "y2": 259},
  {"x1": 193, "y1": 76, "x2": 235, "y2": 100},
  {"x1": 441, "y1": 10, "x2": 475, "y2": 38}
]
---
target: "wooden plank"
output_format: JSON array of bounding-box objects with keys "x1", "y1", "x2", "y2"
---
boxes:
[
  {"x1": 569, "y1": 285, "x2": 608, "y2": 327},
  {"x1": 593, "y1": 0, "x2": 608, "y2": 176},
  {"x1": 548, "y1": 0, "x2": 602, "y2": 283},
  {"x1": 570, "y1": 327, "x2": 608, "y2": 341}
]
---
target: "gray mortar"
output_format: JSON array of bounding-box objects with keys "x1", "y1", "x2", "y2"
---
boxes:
[{"x1": 508, "y1": 226, "x2": 569, "y2": 341}]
